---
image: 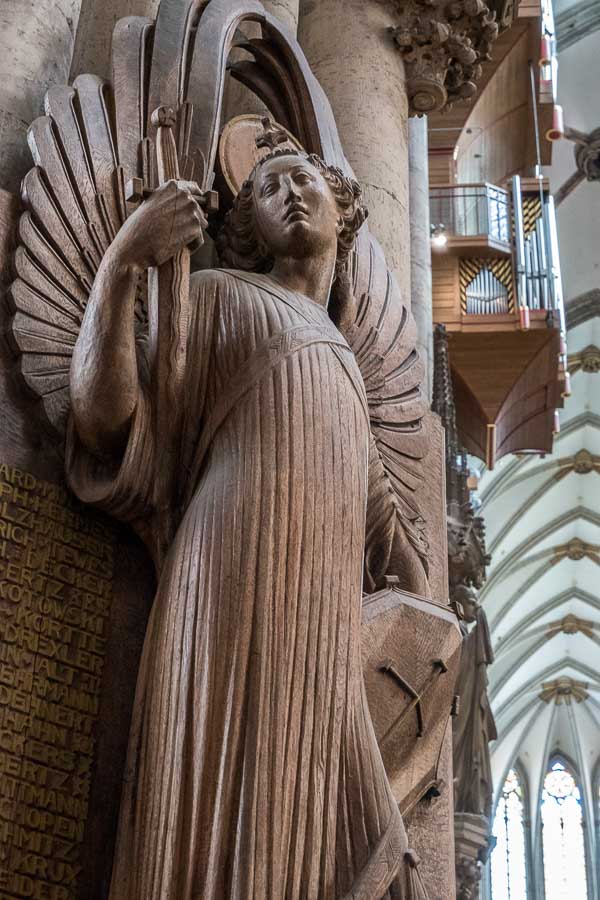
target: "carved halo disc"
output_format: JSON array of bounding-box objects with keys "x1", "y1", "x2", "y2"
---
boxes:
[{"x1": 218, "y1": 114, "x2": 304, "y2": 197}]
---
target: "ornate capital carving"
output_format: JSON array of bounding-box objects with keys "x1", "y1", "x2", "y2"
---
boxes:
[
  {"x1": 391, "y1": 0, "x2": 499, "y2": 115},
  {"x1": 456, "y1": 855, "x2": 482, "y2": 900},
  {"x1": 568, "y1": 344, "x2": 600, "y2": 374},
  {"x1": 573, "y1": 448, "x2": 595, "y2": 473},
  {"x1": 546, "y1": 614, "x2": 595, "y2": 639},
  {"x1": 552, "y1": 537, "x2": 600, "y2": 564},
  {"x1": 556, "y1": 448, "x2": 600, "y2": 477},
  {"x1": 573, "y1": 126, "x2": 600, "y2": 182},
  {"x1": 540, "y1": 676, "x2": 589, "y2": 704}
]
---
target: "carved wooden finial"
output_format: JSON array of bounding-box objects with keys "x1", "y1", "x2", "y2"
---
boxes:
[
  {"x1": 151, "y1": 105, "x2": 177, "y2": 130},
  {"x1": 404, "y1": 848, "x2": 421, "y2": 868},
  {"x1": 255, "y1": 116, "x2": 289, "y2": 152}
]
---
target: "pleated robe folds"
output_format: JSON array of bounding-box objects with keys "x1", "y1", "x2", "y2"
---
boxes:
[{"x1": 67, "y1": 269, "x2": 407, "y2": 900}]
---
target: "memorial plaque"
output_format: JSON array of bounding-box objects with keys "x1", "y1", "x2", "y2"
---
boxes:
[{"x1": 0, "y1": 464, "x2": 115, "y2": 900}]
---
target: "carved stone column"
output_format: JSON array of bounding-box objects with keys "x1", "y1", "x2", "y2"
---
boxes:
[
  {"x1": 409, "y1": 115, "x2": 433, "y2": 398},
  {"x1": 71, "y1": 0, "x2": 160, "y2": 79},
  {"x1": 0, "y1": 0, "x2": 83, "y2": 194},
  {"x1": 298, "y1": 0, "x2": 412, "y2": 302}
]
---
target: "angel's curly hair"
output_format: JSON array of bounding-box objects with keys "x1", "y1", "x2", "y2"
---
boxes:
[{"x1": 217, "y1": 151, "x2": 368, "y2": 277}]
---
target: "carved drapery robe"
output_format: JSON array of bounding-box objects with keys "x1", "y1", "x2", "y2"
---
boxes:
[{"x1": 67, "y1": 269, "x2": 407, "y2": 900}]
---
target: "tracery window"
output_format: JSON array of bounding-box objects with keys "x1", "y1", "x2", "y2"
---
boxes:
[
  {"x1": 541, "y1": 759, "x2": 588, "y2": 900},
  {"x1": 491, "y1": 768, "x2": 528, "y2": 900}
]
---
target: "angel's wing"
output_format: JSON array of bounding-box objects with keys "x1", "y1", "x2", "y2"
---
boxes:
[
  {"x1": 8, "y1": 11, "x2": 154, "y2": 438},
  {"x1": 9, "y1": 76, "x2": 120, "y2": 435},
  {"x1": 348, "y1": 230, "x2": 429, "y2": 567}
]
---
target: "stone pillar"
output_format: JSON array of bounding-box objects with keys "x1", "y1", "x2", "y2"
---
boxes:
[
  {"x1": 0, "y1": 0, "x2": 83, "y2": 194},
  {"x1": 408, "y1": 115, "x2": 433, "y2": 400},
  {"x1": 70, "y1": 0, "x2": 160, "y2": 80},
  {"x1": 298, "y1": 0, "x2": 411, "y2": 302}
]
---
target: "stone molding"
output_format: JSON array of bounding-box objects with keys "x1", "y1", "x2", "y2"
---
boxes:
[
  {"x1": 556, "y1": 0, "x2": 600, "y2": 51},
  {"x1": 565, "y1": 289, "x2": 600, "y2": 330},
  {"x1": 390, "y1": 0, "x2": 499, "y2": 115}
]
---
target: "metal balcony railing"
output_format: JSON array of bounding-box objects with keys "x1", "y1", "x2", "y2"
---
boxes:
[
  {"x1": 429, "y1": 183, "x2": 511, "y2": 244},
  {"x1": 429, "y1": 178, "x2": 565, "y2": 327}
]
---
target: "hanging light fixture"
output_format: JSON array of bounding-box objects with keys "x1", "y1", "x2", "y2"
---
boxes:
[{"x1": 430, "y1": 223, "x2": 448, "y2": 248}]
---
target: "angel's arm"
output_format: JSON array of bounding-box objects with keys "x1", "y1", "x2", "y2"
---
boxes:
[
  {"x1": 71, "y1": 251, "x2": 140, "y2": 457},
  {"x1": 70, "y1": 179, "x2": 206, "y2": 459}
]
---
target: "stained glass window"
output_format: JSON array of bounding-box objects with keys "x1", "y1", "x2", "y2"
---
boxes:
[
  {"x1": 491, "y1": 768, "x2": 528, "y2": 900},
  {"x1": 541, "y1": 760, "x2": 588, "y2": 900}
]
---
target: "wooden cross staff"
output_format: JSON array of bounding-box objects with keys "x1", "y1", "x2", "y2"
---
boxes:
[{"x1": 127, "y1": 106, "x2": 218, "y2": 566}]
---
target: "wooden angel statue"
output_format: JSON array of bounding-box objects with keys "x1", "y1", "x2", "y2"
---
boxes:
[{"x1": 8, "y1": 1, "x2": 432, "y2": 897}]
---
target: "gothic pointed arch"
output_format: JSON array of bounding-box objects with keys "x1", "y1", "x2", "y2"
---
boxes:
[
  {"x1": 540, "y1": 754, "x2": 590, "y2": 900},
  {"x1": 490, "y1": 761, "x2": 532, "y2": 900}
]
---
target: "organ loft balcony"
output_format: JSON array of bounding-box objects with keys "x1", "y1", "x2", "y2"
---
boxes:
[{"x1": 430, "y1": 176, "x2": 567, "y2": 469}]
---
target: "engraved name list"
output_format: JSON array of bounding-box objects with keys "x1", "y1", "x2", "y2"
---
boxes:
[{"x1": 0, "y1": 464, "x2": 115, "y2": 900}]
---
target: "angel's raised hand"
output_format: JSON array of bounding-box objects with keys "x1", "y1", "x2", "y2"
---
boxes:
[{"x1": 112, "y1": 179, "x2": 207, "y2": 271}]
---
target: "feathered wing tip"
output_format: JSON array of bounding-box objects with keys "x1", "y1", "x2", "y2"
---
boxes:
[
  {"x1": 347, "y1": 229, "x2": 429, "y2": 563},
  {"x1": 112, "y1": 15, "x2": 156, "y2": 186}
]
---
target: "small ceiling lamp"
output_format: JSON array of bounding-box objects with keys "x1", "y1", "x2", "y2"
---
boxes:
[
  {"x1": 539, "y1": 35, "x2": 552, "y2": 68},
  {"x1": 431, "y1": 223, "x2": 447, "y2": 248},
  {"x1": 546, "y1": 104, "x2": 564, "y2": 142}
]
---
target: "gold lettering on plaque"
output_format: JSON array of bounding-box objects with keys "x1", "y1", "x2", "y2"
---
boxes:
[{"x1": 0, "y1": 466, "x2": 114, "y2": 899}]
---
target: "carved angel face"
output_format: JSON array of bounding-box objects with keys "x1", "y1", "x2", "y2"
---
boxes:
[
  {"x1": 252, "y1": 154, "x2": 341, "y2": 261},
  {"x1": 217, "y1": 152, "x2": 366, "y2": 275},
  {"x1": 455, "y1": 583, "x2": 479, "y2": 624}
]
